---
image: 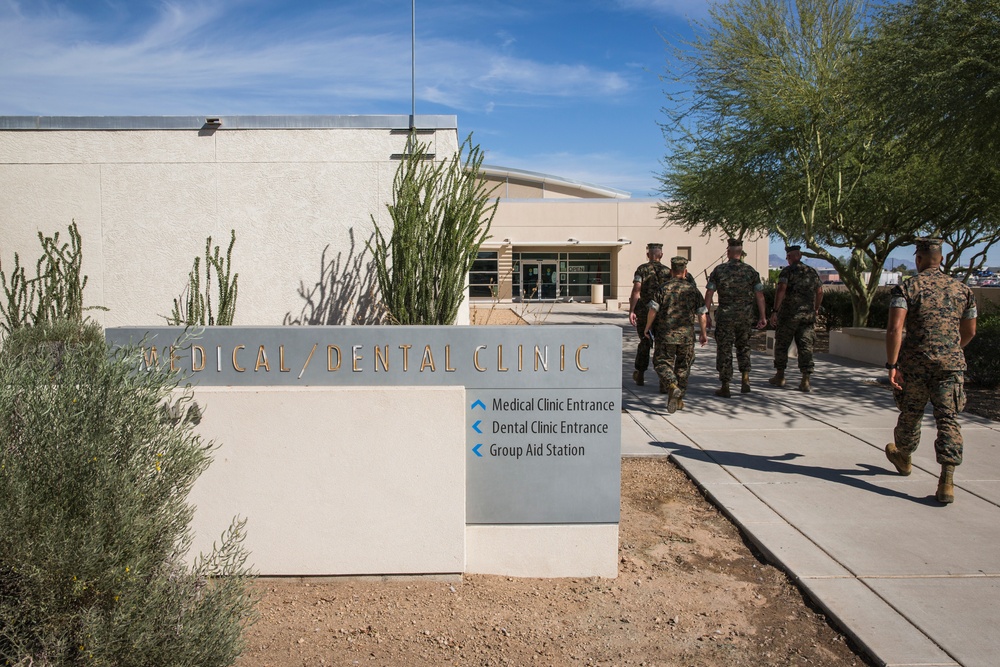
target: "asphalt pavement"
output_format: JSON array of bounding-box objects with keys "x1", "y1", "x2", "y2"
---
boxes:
[{"x1": 528, "y1": 302, "x2": 1000, "y2": 667}]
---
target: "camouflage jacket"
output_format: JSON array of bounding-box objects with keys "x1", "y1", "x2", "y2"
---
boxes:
[
  {"x1": 890, "y1": 269, "x2": 977, "y2": 372},
  {"x1": 649, "y1": 279, "x2": 707, "y2": 344},
  {"x1": 633, "y1": 261, "x2": 671, "y2": 312},
  {"x1": 777, "y1": 262, "x2": 822, "y2": 321},
  {"x1": 706, "y1": 260, "x2": 763, "y2": 319}
]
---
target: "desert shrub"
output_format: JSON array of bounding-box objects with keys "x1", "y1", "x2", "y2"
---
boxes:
[
  {"x1": 0, "y1": 321, "x2": 256, "y2": 667},
  {"x1": 0, "y1": 221, "x2": 105, "y2": 336},
  {"x1": 369, "y1": 133, "x2": 498, "y2": 325},
  {"x1": 818, "y1": 289, "x2": 853, "y2": 331},
  {"x1": 865, "y1": 288, "x2": 893, "y2": 329},
  {"x1": 965, "y1": 304, "x2": 1000, "y2": 388},
  {"x1": 168, "y1": 231, "x2": 239, "y2": 326},
  {"x1": 761, "y1": 282, "x2": 776, "y2": 318},
  {"x1": 818, "y1": 287, "x2": 893, "y2": 330}
]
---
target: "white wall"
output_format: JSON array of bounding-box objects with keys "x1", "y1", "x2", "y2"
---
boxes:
[
  {"x1": 0, "y1": 117, "x2": 459, "y2": 328},
  {"x1": 186, "y1": 386, "x2": 467, "y2": 576}
]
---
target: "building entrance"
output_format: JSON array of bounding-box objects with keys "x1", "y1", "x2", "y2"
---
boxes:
[{"x1": 521, "y1": 261, "x2": 559, "y2": 300}]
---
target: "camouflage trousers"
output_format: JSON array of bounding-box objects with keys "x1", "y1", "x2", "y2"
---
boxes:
[
  {"x1": 892, "y1": 369, "x2": 966, "y2": 466},
  {"x1": 634, "y1": 310, "x2": 652, "y2": 372},
  {"x1": 773, "y1": 317, "x2": 815, "y2": 374},
  {"x1": 652, "y1": 338, "x2": 696, "y2": 393},
  {"x1": 714, "y1": 315, "x2": 752, "y2": 383}
]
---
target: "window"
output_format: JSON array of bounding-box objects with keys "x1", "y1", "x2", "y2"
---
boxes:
[
  {"x1": 562, "y1": 252, "x2": 611, "y2": 299},
  {"x1": 469, "y1": 251, "x2": 499, "y2": 298},
  {"x1": 677, "y1": 246, "x2": 692, "y2": 261}
]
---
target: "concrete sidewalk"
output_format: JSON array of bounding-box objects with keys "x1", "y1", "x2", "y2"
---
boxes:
[{"x1": 531, "y1": 302, "x2": 1000, "y2": 667}]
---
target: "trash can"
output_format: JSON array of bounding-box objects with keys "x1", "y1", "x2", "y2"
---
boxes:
[{"x1": 590, "y1": 283, "x2": 605, "y2": 305}]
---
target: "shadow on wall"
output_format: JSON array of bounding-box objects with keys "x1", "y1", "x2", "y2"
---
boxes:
[{"x1": 283, "y1": 230, "x2": 383, "y2": 326}]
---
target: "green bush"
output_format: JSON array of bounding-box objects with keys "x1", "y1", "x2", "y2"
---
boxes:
[
  {"x1": 0, "y1": 321, "x2": 256, "y2": 667},
  {"x1": 168, "y1": 231, "x2": 239, "y2": 326},
  {"x1": 818, "y1": 289, "x2": 853, "y2": 331},
  {"x1": 818, "y1": 287, "x2": 893, "y2": 330},
  {"x1": 965, "y1": 304, "x2": 1000, "y2": 388},
  {"x1": 0, "y1": 221, "x2": 105, "y2": 336}
]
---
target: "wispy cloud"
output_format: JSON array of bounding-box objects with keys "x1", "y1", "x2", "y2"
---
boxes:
[
  {"x1": 615, "y1": 0, "x2": 712, "y2": 19},
  {"x1": 0, "y1": 0, "x2": 638, "y2": 115}
]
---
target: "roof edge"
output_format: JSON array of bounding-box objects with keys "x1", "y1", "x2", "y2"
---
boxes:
[
  {"x1": 481, "y1": 164, "x2": 631, "y2": 199},
  {"x1": 0, "y1": 115, "x2": 458, "y2": 131}
]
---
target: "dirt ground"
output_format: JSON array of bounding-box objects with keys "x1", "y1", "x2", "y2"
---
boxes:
[
  {"x1": 237, "y1": 457, "x2": 867, "y2": 667},
  {"x1": 235, "y1": 310, "x2": 996, "y2": 667}
]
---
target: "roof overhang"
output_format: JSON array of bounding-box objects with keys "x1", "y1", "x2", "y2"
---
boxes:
[{"x1": 481, "y1": 239, "x2": 633, "y2": 248}]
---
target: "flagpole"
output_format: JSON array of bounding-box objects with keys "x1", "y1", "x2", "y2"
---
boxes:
[{"x1": 410, "y1": 0, "x2": 416, "y2": 131}]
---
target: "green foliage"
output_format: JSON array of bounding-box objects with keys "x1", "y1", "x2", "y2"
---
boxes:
[
  {"x1": 659, "y1": 0, "x2": 1000, "y2": 327},
  {"x1": 761, "y1": 282, "x2": 776, "y2": 316},
  {"x1": 965, "y1": 303, "x2": 1000, "y2": 388},
  {"x1": 818, "y1": 288, "x2": 892, "y2": 331},
  {"x1": 168, "y1": 231, "x2": 239, "y2": 326},
  {"x1": 0, "y1": 321, "x2": 256, "y2": 667},
  {"x1": 0, "y1": 221, "x2": 105, "y2": 336},
  {"x1": 369, "y1": 133, "x2": 498, "y2": 325}
]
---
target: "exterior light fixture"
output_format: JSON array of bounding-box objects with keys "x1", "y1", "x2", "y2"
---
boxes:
[
  {"x1": 567, "y1": 237, "x2": 580, "y2": 244},
  {"x1": 618, "y1": 237, "x2": 632, "y2": 245},
  {"x1": 205, "y1": 117, "x2": 221, "y2": 127}
]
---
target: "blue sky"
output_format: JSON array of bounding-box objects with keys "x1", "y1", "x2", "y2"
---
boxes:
[
  {"x1": 2, "y1": 0, "x2": 997, "y2": 267},
  {"x1": 0, "y1": 0, "x2": 705, "y2": 197}
]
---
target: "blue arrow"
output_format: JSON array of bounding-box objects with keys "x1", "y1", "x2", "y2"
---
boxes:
[
  {"x1": 472, "y1": 444, "x2": 483, "y2": 457},
  {"x1": 472, "y1": 420, "x2": 483, "y2": 434},
  {"x1": 471, "y1": 399, "x2": 486, "y2": 410}
]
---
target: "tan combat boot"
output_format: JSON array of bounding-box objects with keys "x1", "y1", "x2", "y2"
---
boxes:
[
  {"x1": 741, "y1": 371, "x2": 751, "y2": 394},
  {"x1": 768, "y1": 369, "x2": 786, "y2": 387},
  {"x1": 799, "y1": 373, "x2": 811, "y2": 393},
  {"x1": 676, "y1": 396, "x2": 685, "y2": 411},
  {"x1": 666, "y1": 384, "x2": 680, "y2": 413},
  {"x1": 632, "y1": 370, "x2": 644, "y2": 386},
  {"x1": 715, "y1": 382, "x2": 731, "y2": 398},
  {"x1": 936, "y1": 464, "x2": 955, "y2": 504},
  {"x1": 884, "y1": 443, "x2": 912, "y2": 476}
]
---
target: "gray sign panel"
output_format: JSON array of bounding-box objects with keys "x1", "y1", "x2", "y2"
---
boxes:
[{"x1": 106, "y1": 326, "x2": 622, "y2": 524}]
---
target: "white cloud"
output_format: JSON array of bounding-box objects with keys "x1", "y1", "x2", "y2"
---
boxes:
[
  {"x1": 615, "y1": 0, "x2": 712, "y2": 19},
  {"x1": 0, "y1": 0, "x2": 638, "y2": 115}
]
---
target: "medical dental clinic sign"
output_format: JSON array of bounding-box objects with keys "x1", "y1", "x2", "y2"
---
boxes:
[{"x1": 106, "y1": 326, "x2": 622, "y2": 525}]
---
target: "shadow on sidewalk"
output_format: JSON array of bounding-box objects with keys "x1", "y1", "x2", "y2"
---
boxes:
[{"x1": 655, "y1": 440, "x2": 942, "y2": 506}]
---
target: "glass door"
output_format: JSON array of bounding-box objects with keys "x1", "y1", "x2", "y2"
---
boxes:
[{"x1": 521, "y1": 261, "x2": 559, "y2": 300}]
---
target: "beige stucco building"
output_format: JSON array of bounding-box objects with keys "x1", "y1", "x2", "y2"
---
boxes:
[
  {"x1": 476, "y1": 165, "x2": 767, "y2": 311},
  {"x1": 0, "y1": 116, "x2": 766, "y2": 327}
]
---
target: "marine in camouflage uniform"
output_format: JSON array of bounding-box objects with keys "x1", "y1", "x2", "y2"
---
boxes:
[
  {"x1": 629, "y1": 243, "x2": 671, "y2": 385},
  {"x1": 705, "y1": 239, "x2": 767, "y2": 397},
  {"x1": 884, "y1": 238, "x2": 977, "y2": 504},
  {"x1": 643, "y1": 257, "x2": 709, "y2": 411},
  {"x1": 768, "y1": 245, "x2": 824, "y2": 392}
]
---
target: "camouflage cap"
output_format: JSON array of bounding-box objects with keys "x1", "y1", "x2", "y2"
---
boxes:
[
  {"x1": 913, "y1": 237, "x2": 943, "y2": 253},
  {"x1": 785, "y1": 245, "x2": 801, "y2": 253},
  {"x1": 670, "y1": 256, "x2": 689, "y2": 269},
  {"x1": 727, "y1": 238, "x2": 743, "y2": 247},
  {"x1": 646, "y1": 242, "x2": 663, "y2": 251}
]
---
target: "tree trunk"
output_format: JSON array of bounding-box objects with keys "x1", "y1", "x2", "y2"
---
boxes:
[{"x1": 848, "y1": 288, "x2": 872, "y2": 328}]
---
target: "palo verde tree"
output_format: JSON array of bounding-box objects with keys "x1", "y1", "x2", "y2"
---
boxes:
[
  {"x1": 369, "y1": 133, "x2": 498, "y2": 325},
  {"x1": 658, "y1": 0, "x2": 999, "y2": 325},
  {"x1": 857, "y1": 0, "x2": 1000, "y2": 280}
]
